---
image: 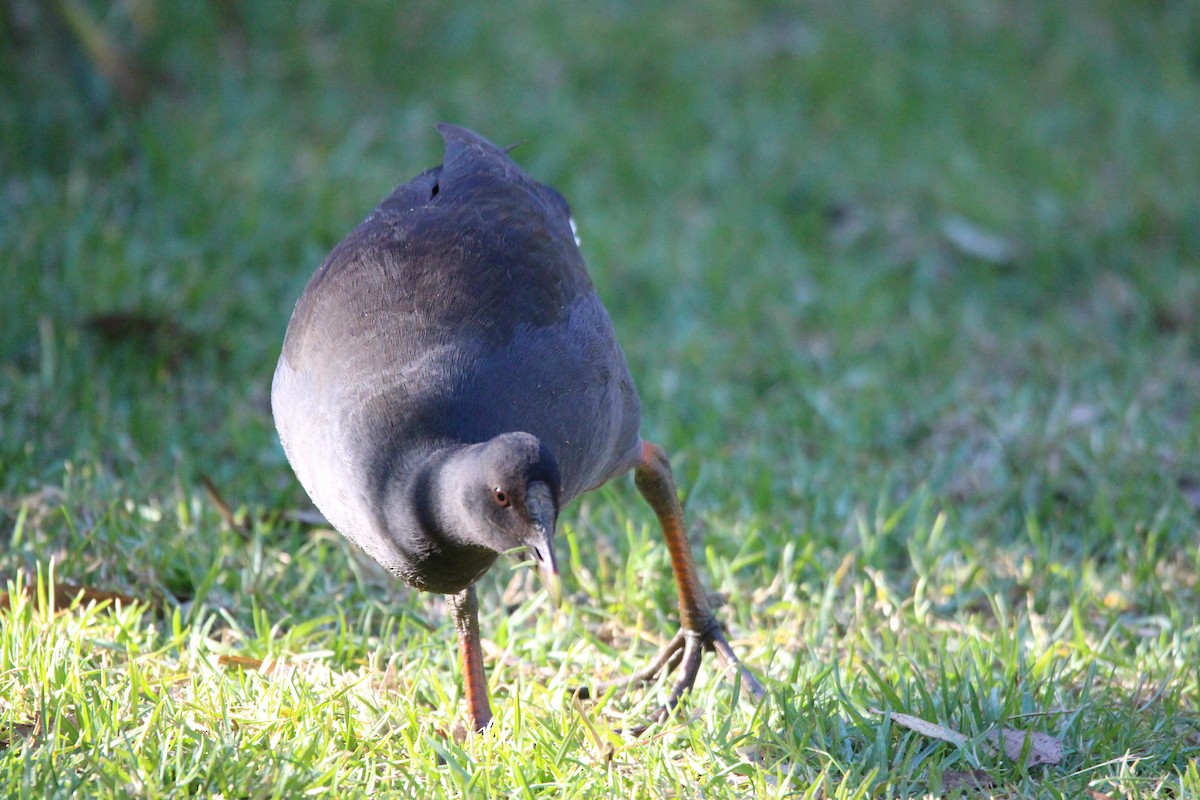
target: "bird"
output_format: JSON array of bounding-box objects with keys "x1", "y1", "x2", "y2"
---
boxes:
[{"x1": 271, "y1": 123, "x2": 763, "y2": 732}]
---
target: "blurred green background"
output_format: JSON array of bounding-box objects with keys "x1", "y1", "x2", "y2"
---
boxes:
[
  {"x1": 2, "y1": 1, "x2": 1199, "y2": 796},
  {"x1": 4, "y1": 1, "x2": 1199, "y2": 514}
]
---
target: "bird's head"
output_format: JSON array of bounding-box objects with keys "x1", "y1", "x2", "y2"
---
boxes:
[{"x1": 454, "y1": 432, "x2": 562, "y2": 604}]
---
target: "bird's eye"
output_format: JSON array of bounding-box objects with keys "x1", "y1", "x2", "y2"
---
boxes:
[{"x1": 492, "y1": 487, "x2": 510, "y2": 508}]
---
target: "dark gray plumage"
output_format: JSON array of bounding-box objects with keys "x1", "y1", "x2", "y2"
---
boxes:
[
  {"x1": 273, "y1": 124, "x2": 640, "y2": 593},
  {"x1": 272, "y1": 124, "x2": 761, "y2": 732}
]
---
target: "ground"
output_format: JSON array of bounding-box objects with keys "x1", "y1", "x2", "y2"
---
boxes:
[{"x1": 1, "y1": 1, "x2": 1198, "y2": 797}]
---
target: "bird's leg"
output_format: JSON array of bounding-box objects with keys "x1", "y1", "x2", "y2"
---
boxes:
[
  {"x1": 448, "y1": 586, "x2": 493, "y2": 732},
  {"x1": 577, "y1": 442, "x2": 764, "y2": 722}
]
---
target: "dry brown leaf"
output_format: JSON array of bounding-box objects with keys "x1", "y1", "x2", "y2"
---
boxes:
[
  {"x1": 872, "y1": 708, "x2": 1062, "y2": 766},
  {"x1": 217, "y1": 654, "x2": 266, "y2": 671},
  {"x1": 984, "y1": 727, "x2": 1062, "y2": 766},
  {"x1": 0, "y1": 718, "x2": 40, "y2": 750},
  {"x1": 873, "y1": 709, "x2": 967, "y2": 746},
  {"x1": 0, "y1": 581, "x2": 141, "y2": 613},
  {"x1": 942, "y1": 768, "x2": 996, "y2": 793},
  {"x1": 448, "y1": 721, "x2": 475, "y2": 744},
  {"x1": 1085, "y1": 790, "x2": 1115, "y2": 800}
]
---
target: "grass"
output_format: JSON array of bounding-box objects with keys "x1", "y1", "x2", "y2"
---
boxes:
[{"x1": 2, "y1": 0, "x2": 1199, "y2": 796}]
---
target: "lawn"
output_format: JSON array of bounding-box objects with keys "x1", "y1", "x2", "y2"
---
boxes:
[{"x1": 2, "y1": 1, "x2": 1199, "y2": 797}]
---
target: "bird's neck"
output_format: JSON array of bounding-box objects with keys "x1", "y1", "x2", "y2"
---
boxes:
[{"x1": 380, "y1": 441, "x2": 497, "y2": 593}]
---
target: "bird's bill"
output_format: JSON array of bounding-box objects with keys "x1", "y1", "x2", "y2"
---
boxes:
[{"x1": 525, "y1": 481, "x2": 561, "y2": 607}]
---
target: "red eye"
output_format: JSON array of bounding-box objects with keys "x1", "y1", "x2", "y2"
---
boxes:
[{"x1": 492, "y1": 487, "x2": 510, "y2": 508}]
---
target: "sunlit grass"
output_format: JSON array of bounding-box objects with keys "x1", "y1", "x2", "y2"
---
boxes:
[{"x1": 2, "y1": 1, "x2": 1199, "y2": 797}]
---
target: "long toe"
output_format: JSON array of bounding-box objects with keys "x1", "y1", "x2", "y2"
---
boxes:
[
  {"x1": 575, "y1": 621, "x2": 764, "y2": 734},
  {"x1": 573, "y1": 631, "x2": 688, "y2": 701}
]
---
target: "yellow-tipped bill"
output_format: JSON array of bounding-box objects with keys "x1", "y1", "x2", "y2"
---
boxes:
[{"x1": 525, "y1": 481, "x2": 561, "y2": 607}]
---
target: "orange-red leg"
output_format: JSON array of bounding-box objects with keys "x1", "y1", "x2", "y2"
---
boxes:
[
  {"x1": 448, "y1": 586, "x2": 492, "y2": 732},
  {"x1": 578, "y1": 442, "x2": 764, "y2": 724}
]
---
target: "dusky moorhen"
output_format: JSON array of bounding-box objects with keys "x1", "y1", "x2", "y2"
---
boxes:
[{"x1": 272, "y1": 123, "x2": 763, "y2": 732}]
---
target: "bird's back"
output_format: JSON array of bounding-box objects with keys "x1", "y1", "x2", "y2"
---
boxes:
[{"x1": 272, "y1": 125, "x2": 641, "y2": 561}]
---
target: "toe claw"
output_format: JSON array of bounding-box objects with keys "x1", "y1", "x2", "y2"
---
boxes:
[
  {"x1": 711, "y1": 635, "x2": 767, "y2": 701},
  {"x1": 576, "y1": 620, "x2": 763, "y2": 733}
]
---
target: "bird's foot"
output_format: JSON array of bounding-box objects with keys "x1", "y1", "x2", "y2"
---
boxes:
[{"x1": 574, "y1": 618, "x2": 764, "y2": 732}]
